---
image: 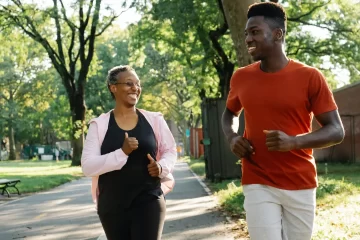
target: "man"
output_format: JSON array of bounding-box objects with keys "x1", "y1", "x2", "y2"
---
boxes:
[{"x1": 221, "y1": 2, "x2": 344, "y2": 240}]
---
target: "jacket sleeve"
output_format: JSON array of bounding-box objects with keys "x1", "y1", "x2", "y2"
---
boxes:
[
  {"x1": 157, "y1": 115, "x2": 177, "y2": 179},
  {"x1": 81, "y1": 121, "x2": 129, "y2": 177}
]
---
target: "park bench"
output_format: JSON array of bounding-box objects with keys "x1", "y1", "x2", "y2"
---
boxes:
[{"x1": 0, "y1": 179, "x2": 21, "y2": 198}]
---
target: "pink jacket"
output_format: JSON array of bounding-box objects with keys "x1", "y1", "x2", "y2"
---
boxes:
[{"x1": 81, "y1": 109, "x2": 177, "y2": 204}]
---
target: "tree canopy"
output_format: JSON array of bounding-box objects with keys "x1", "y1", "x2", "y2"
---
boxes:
[{"x1": 0, "y1": 0, "x2": 358, "y2": 160}]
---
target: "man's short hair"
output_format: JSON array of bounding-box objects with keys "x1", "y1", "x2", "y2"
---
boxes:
[{"x1": 248, "y1": 2, "x2": 287, "y2": 34}]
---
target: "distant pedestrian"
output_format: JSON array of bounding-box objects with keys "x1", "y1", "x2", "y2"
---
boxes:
[{"x1": 54, "y1": 148, "x2": 59, "y2": 162}]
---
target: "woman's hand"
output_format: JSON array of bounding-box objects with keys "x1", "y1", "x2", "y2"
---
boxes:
[
  {"x1": 147, "y1": 154, "x2": 162, "y2": 177},
  {"x1": 122, "y1": 132, "x2": 138, "y2": 155}
]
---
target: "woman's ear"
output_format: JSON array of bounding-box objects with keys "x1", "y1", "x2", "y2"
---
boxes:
[{"x1": 109, "y1": 84, "x2": 117, "y2": 94}]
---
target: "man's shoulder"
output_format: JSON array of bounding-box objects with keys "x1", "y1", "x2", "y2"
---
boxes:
[
  {"x1": 290, "y1": 59, "x2": 321, "y2": 75},
  {"x1": 233, "y1": 61, "x2": 260, "y2": 75},
  {"x1": 230, "y1": 62, "x2": 260, "y2": 85}
]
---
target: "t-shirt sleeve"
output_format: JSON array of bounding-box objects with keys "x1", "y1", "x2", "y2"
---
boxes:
[
  {"x1": 226, "y1": 70, "x2": 243, "y2": 114},
  {"x1": 309, "y1": 68, "x2": 338, "y2": 116}
]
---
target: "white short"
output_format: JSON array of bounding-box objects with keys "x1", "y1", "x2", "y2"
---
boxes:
[{"x1": 243, "y1": 184, "x2": 316, "y2": 240}]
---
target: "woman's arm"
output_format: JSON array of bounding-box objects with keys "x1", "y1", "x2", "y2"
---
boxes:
[
  {"x1": 81, "y1": 122, "x2": 129, "y2": 176},
  {"x1": 156, "y1": 116, "x2": 177, "y2": 178}
]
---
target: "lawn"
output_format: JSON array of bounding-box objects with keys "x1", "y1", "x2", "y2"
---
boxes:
[
  {"x1": 0, "y1": 160, "x2": 83, "y2": 194},
  {"x1": 183, "y1": 157, "x2": 360, "y2": 240}
]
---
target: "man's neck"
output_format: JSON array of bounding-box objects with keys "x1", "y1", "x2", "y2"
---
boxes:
[{"x1": 260, "y1": 51, "x2": 289, "y2": 73}]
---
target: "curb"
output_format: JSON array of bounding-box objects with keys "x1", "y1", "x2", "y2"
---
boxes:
[{"x1": 186, "y1": 162, "x2": 235, "y2": 225}]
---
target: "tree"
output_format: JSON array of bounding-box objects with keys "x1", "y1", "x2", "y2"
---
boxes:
[
  {"x1": 0, "y1": 30, "x2": 46, "y2": 159},
  {"x1": 285, "y1": 0, "x2": 359, "y2": 86},
  {"x1": 15, "y1": 68, "x2": 72, "y2": 147},
  {"x1": 134, "y1": 0, "x2": 237, "y2": 99},
  {"x1": 0, "y1": 0, "x2": 132, "y2": 165},
  {"x1": 221, "y1": 0, "x2": 259, "y2": 68},
  {"x1": 137, "y1": 43, "x2": 203, "y2": 130}
]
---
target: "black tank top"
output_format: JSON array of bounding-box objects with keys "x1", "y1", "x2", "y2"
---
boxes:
[{"x1": 97, "y1": 110, "x2": 161, "y2": 214}]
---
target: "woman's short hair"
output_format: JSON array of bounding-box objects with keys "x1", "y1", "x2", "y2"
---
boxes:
[{"x1": 106, "y1": 65, "x2": 134, "y2": 99}]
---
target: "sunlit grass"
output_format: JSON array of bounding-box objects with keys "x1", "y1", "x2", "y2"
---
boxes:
[
  {"x1": 0, "y1": 160, "x2": 83, "y2": 194},
  {"x1": 180, "y1": 156, "x2": 206, "y2": 177}
]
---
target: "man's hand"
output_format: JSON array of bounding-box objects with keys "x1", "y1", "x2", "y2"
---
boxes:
[
  {"x1": 229, "y1": 134, "x2": 254, "y2": 159},
  {"x1": 147, "y1": 154, "x2": 161, "y2": 177},
  {"x1": 263, "y1": 130, "x2": 296, "y2": 152},
  {"x1": 122, "y1": 132, "x2": 138, "y2": 155}
]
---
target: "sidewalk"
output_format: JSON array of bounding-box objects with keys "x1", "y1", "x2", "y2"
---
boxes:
[
  {"x1": 0, "y1": 177, "x2": 102, "y2": 240},
  {"x1": 162, "y1": 162, "x2": 236, "y2": 240},
  {"x1": 0, "y1": 162, "x2": 236, "y2": 240}
]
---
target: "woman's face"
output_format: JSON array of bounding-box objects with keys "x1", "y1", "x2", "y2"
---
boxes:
[{"x1": 110, "y1": 70, "x2": 141, "y2": 107}]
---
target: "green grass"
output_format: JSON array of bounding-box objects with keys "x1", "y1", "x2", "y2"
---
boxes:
[
  {"x1": 0, "y1": 160, "x2": 83, "y2": 194},
  {"x1": 184, "y1": 157, "x2": 360, "y2": 239},
  {"x1": 180, "y1": 156, "x2": 206, "y2": 177},
  {"x1": 313, "y1": 163, "x2": 360, "y2": 239}
]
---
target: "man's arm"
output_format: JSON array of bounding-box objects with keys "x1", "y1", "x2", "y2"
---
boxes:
[
  {"x1": 264, "y1": 110, "x2": 344, "y2": 151},
  {"x1": 222, "y1": 107, "x2": 254, "y2": 158},
  {"x1": 221, "y1": 107, "x2": 241, "y2": 143},
  {"x1": 295, "y1": 109, "x2": 344, "y2": 149}
]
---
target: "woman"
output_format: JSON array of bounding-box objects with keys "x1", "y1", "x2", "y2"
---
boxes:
[{"x1": 81, "y1": 65, "x2": 177, "y2": 240}]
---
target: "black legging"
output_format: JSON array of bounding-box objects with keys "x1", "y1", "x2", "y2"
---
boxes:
[{"x1": 98, "y1": 194, "x2": 166, "y2": 240}]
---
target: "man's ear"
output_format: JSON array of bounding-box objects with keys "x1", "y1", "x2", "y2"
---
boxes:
[{"x1": 275, "y1": 28, "x2": 284, "y2": 41}]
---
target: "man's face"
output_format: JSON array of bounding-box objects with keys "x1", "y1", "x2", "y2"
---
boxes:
[{"x1": 245, "y1": 16, "x2": 277, "y2": 61}]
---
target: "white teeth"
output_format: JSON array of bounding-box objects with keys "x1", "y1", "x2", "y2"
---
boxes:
[{"x1": 248, "y1": 47, "x2": 256, "y2": 54}]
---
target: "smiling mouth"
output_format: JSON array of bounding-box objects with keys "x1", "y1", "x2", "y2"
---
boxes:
[
  {"x1": 128, "y1": 93, "x2": 138, "y2": 100},
  {"x1": 248, "y1": 47, "x2": 256, "y2": 54}
]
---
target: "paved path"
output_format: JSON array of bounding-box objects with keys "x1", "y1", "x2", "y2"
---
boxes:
[
  {"x1": 0, "y1": 178, "x2": 101, "y2": 240},
  {"x1": 0, "y1": 162, "x2": 236, "y2": 240},
  {"x1": 161, "y1": 162, "x2": 235, "y2": 240}
]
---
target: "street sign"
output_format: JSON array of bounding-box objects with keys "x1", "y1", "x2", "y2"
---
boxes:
[{"x1": 185, "y1": 129, "x2": 190, "y2": 138}]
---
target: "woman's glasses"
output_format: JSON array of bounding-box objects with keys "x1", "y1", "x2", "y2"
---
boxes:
[{"x1": 114, "y1": 81, "x2": 141, "y2": 88}]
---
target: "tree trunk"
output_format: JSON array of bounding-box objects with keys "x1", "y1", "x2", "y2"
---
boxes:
[
  {"x1": 217, "y1": 62, "x2": 235, "y2": 99},
  {"x1": 8, "y1": 119, "x2": 16, "y2": 160},
  {"x1": 8, "y1": 91, "x2": 16, "y2": 160},
  {"x1": 221, "y1": 0, "x2": 260, "y2": 67},
  {"x1": 70, "y1": 93, "x2": 86, "y2": 166},
  {"x1": 39, "y1": 119, "x2": 43, "y2": 144}
]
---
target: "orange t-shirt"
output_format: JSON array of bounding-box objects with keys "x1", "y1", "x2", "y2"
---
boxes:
[{"x1": 226, "y1": 59, "x2": 337, "y2": 190}]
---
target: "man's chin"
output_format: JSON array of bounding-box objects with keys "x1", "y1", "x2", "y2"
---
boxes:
[{"x1": 251, "y1": 55, "x2": 261, "y2": 61}]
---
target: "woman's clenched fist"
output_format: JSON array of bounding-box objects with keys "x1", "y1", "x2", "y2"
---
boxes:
[{"x1": 122, "y1": 132, "x2": 138, "y2": 155}]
